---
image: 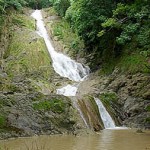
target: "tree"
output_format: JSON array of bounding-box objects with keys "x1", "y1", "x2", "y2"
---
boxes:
[
  {"x1": 65, "y1": 0, "x2": 115, "y2": 51},
  {"x1": 49, "y1": 0, "x2": 70, "y2": 17}
]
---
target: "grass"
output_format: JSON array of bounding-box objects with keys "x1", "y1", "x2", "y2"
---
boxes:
[
  {"x1": 1, "y1": 8, "x2": 54, "y2": 81},
  {"x1": 33, "y1": 98, "x2": 65, "y2": 113},
  {"x1": 0, "y1": 15, "x2": 4, "y2": 36},
  {"x1": 52, "y1": 20, "x2": 84, "y2": 56},
  {"x1": 99, "y1": 50, "x2": 149, "y2": 75},
  {"x1": 5, "y1": 29, "x2": 53, "y2": 80},
  {"x1": 45, "y1": 7, "x2": 84, "y2": 57},
  {"x1": 12, "y1": 13, "x2": 35, "y2": 30},
  {"x1": 117, "y1": 52, "x2": 149, "y2": 74}
]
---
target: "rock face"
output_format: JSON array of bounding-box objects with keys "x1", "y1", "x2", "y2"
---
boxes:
[
  {"x1": 77, "y1": 70, "x2": 150, "y2": 129},
  {"x1": 0, "y1": 92, "x2": 80, "y2": 139}
]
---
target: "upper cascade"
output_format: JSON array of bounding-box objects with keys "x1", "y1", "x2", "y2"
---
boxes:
[{"x1": 31, "y1": 10, "x2": 89, "y2": 82}]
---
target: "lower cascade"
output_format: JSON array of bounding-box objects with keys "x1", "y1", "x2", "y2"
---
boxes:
[{"x1": 94, "y1": 97, "x2": 116, "y2": 129}]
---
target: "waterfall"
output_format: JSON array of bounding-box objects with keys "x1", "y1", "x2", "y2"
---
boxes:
[
  {"x1": 31, "y1": 10, "x2": 89, "y2": 96},
  {"x1": 31, "y1": 10, "x2": 89, "y2": 126},
  {"x1": 94, "y1": 97, "x2": 116, "y2": 129},
  {"x1": 31, "y1": 10, "x2": 126, "y2": 130}
]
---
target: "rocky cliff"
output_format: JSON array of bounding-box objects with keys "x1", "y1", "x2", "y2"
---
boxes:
[{"x1": 0, "y1": 9, "x2": 86, "y2": 139}]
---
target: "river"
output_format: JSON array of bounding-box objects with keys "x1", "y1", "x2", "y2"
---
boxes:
[{"x1": 0, "y1": 129, "x2": 150, "y2": 150}]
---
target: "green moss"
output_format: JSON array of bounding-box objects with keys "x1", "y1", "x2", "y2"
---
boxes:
[
  {"x1": 100, "y1": 59, "x2": 116, "y2": 75},
  {"x1": 145, "y1": 105, "x2": 150, "y2": 112},
  {"x1": 33, "y1": 98, "x2": 65, "y2": 113},
  {"x1": 0, "y1": 115, "x2": 6, "y2": 128},
  {"x1": 99, "y1": 92, "x2": 118, "y2": 106},
  {"x1": 145, "y1": 118, "x2": 150, "y2": 123},
  {"x1": 99, "y1": 49, "x2": 149, "y2": 75},
  {"x1": 0, "y1": 15, "x2": 5, "y2": 36}
]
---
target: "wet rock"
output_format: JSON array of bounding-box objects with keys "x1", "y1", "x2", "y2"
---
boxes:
[
  {"x1": 77, "y1": 71, "x2": 150, "y2": 129},
  {"x1": 0, "y1": 92, "x2": 81, "y2": 139}
]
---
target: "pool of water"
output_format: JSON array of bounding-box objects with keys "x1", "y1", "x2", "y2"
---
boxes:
[{"x1": 0, "y1": 129, "x2": 150, "y2": 150}]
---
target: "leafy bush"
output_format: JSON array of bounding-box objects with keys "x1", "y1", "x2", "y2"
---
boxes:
[
  {"x1": 0, "y1": 0, "x2": 27, "y2": 13},
  {"x1": 26, "y1": 0, "x2": 51, "y2": 9},
  {"x1": 65, "y1": 0, "x2": 114, "y2": 51},
  {"x1": 50, "y1": 0, "x2": 70, "y2": 17}
]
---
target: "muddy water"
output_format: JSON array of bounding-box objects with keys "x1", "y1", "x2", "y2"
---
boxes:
[{"x1": 0, "y1": 129, "x2": 150, "y2": 150}]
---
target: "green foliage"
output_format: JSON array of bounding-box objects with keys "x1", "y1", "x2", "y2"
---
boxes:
[
  {"x1": 50, "y1": 0, "x2": 70, "y2": 17},
  {"x1": 51, "y1": 17, "x2": 84, "y2": 55},
  {"x1": 118, "y1": 52, "x2": 149, "y2": 73},
  {"x1": 137, "y1": 25, "x2": 150, "y2": 50},
  {"x1": 33, "y1": 99, "x2": 65, "y2": 113},
  {"x1": 116, "y1": 23, "x2": 140, "y2": 44},
  {"x1": 101, "y1": 18, "x2": 119, "y2": 28},
  {"x1": 26, "y1": 0, "x2": 51, "y2": 9},
  {"x1": 101, "y1": 1, "x2": 150, "y2": 46},
  {"x1": 53, "y1": 26, "x2": 63, "y2": 39},
  {"x1": 0, "y1": 0, "x2": 27, "y2": 13},
  {"x1": 65, "y1": 0, "x2": 114, "y2": 50},
  {"x1": 0, "y1": 0, "x2": 51, "y2": 12}
]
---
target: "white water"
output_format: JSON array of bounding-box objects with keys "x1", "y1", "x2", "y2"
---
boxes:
[
  {"x1": 31, "y1": 10, "x2": 89, "y2": 96},
  {"x1": 94, "y1": 97, "x2": 116, "y2": 129}
]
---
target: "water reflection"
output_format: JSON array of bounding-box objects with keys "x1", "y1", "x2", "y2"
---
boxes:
[
  {"x1": 98, "y1": 129, "x2": 114, "y2": 150},
  {"x1": 0, "y1": 130, "x2": 150, "y2": 150}
]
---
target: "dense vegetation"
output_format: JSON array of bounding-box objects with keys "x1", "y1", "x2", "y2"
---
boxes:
[
  {"x1": 50, "y1": 0, "x2": 150, "y2": 73},
  {"x1": 0, "y1": 0, "x2": 51, "y2": 11},
  {"x1": 0, "y1": 0, "x2": 150, "y2": 73}
]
